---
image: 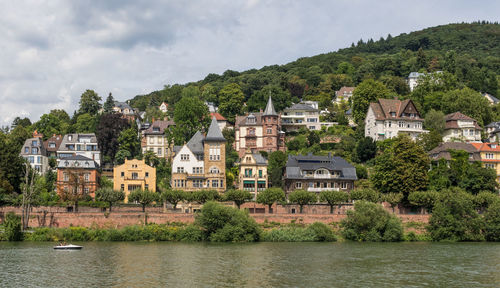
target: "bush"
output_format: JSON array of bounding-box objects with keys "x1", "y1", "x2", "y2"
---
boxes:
[
  {"x1": 306, "y1": 222, "x2": 337, "y2": 241},
  {"x1": 178, "y1": 224, "x2": 203, "y2": 242},
  {"x1": 262, "y1": 222, "x2": 336, "y2": 242},
  {"x1": 484, "y1": 200, "x2": 500, "y2": 241},
  {"x1": 195, "y1": 201, "x2": 261, "y2": 242},
  {"x1": 341, "y1": 201, "x2": 403, "y2": 242},
  {"x1": 428, "y1": 188, "x2": 484, "y2": 241},
  {"x1": 3, "y1": 212, "x2": 23, "y2": 241}
]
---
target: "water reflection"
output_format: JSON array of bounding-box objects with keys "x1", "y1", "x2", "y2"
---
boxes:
[{"x1": 0, "y1": 242, "x2": 499, "y2": 288}]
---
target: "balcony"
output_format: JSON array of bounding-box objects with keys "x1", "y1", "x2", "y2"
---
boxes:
[
  {"x1": 307, "y1": 187, "x2": 340, "y2": 192},
  {"x1": 302, "y1": 174, "x2": 340, "y2": 179}
]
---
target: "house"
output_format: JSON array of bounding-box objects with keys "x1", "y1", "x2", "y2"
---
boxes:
[
  {"x1": 210, "y1": 112, "x2": 231, "y2": 130},
  {"x1": 239, "y1": 150, "x2": 268, "y2": 199},
  {"x1": 57, "y1": 133, "x2": 101, "y2": 165},
  {"x1": 159, "y1": 102, "x2": 168, "y2": 113},
  {"x1": 428, "y1": 142, "x2": 481, "y2": 163},
  {"x1": 281, "y1": 102, "x2": 335, "y2": 131},
  {"x1": 471, "y1": 143, "x2": 500, "y2": 184},
  {"x1": 407, "y1": 71, "x2": 443, "y2": 91},
  {"x1": 141, "y1": 120, "x2": 175, "y2": 159},
  {"x1": 284, "y1": 153, "x2": 357, "y2": 196},
  {"x1": 113, "y1": 159, "x2": 156, "y2": 202},
  {"x1": 205, "y1": 102, "x2": 217, "y2": 113},
  {"x1": 113, "y1": 101, "x2": 136, "y2": 121},
  {"x1": 482, "y1": 93, "x2": 500, "y2": 105},
  {"x1": 43, "y1": 134, "x2": 63, "y2": 159},
  {"x1": 234, "y1": 96, "x2": 285, "y2": 158},
  {"x1": 171, "y1": 117, "x2": 226, "y2": 192},
  {"x1": 365, "y1": 98, "x2": 427, "y2": 141},
  {"x1": 56, "y1": 155, "x2": 100, "y2": 199},
  {"x1": 442, "y1": 112, "x2": 482, "y2": 142},
  {"x1": 20, "y1": 131, "x2": 49, "y2": 174},
  {"x1": 485, "y1": 121, "x2": 500, "y2": 142},
  {"x1": 334, "y1": 86, "x2": 355, "y2": 103}
]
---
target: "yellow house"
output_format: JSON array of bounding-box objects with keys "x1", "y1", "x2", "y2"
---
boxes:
[
  {"x1": 239, "y1": 150, "x2": 268, "y2": 200},
  {"x1": 113, "y1": 159, "x2": 156, "y2": 202},
  {"x1": 471, "y1": 142, "x2": 500, "y2": 184}
]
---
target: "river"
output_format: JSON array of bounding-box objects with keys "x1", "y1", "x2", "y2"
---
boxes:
[{"x1": 0, "y1": 242, "x2": 499, "y2": 287}]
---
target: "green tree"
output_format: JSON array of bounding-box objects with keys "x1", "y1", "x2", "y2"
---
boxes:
[
  {"x1": 218, "y1": 83, "x2": 245, "y2": 123},
  {"x1": 383, "y1": 193, "x2": 403, "y2": 213},
  {"x1": 267, "y1": 151, "x2": 287, "y2": 188},
  {"x1": 96, "y1": 113, "x2": 130, "y2": 165},
  {"x1": 349, "y1": 188, "x2": 381, "y2": 203},
  {"x1": 74, "y1": 113, "x2": 96, "y2": 133},
  {"x1": 256, "y1": 188, "x2": 285, "y2": 213},
  {"x1": 103, "y1": 93, "x2": 115, "y2": 113},
  {"x1": 341, "y1": 201, "x2": 403, "y2": 242},
  {"x1": 355, "y1": 137, "x2": 377, "y2": 163},
  {"x1": 307, "y1": 130, "x2": 320, "y2": 146},
  {"x1": 188, "y1": 190, "x2": 219, "y2": 204},
  {"x1": 418, "y1": 129, "x2": 442, "y2": 152},
  {"x1": 114, "y1": 149, "x2": 132, "y2": 165},
  {"x1": 95, "y1": 188, "x2": 125, "y2": 212},
  {"x1": 173, "y1": 96, "x2": 210, "y2": 144},
  {"x1": 441, "y1": 87, "x2": 492, "y2": 127},
  {"x1": 408, "y1": 190, "x2": 440, "y2": 213},
  {"x1": 371, "y1": 135, "x2": 429, "y2": 200},
  {"x1": 78, "y1": 89, "x2": 102, "y2": 115},
  {"x1": 428, "y1": 188, "x2": 484, "y2": 241},
  {"x1": 484, "y1": 200, "x2": 500, "y2": 241},
  {"x1": 319, "y1": 190, "x2": 349, "y2": 214},
  {"x1": 161, "y1": 189, "x2": 185, "y2": 210},
  {"x1": 424, "y1": 109, "x2": 446, "y2": 133},
  {"x1": 118, "y1": 127, "x2": 141, "y2": 158},
  {"x1": 128, "y1": 189, "x2": 159, "y2": 212},
  {"x1": 34, "y1": 113, "x2": 68, "y2": 138},
  {"x1": 288, "y1": 190, "x2": 317, "y2": 213},
  {"x1": 4, "y1": 212, "x2": 23, "y2": 241},
  {"x1": 224, "y1": 189, "x2": 253, "y2": 209},
  {"x1": 352, "y1": 79, "x2": 389, "y2": 123},
  {"x1": 195, "y1": 201, "x2": 261, "y2": 242},
  {"x1": 459, "y1": 162, "x2": 498, "y2": 194}
]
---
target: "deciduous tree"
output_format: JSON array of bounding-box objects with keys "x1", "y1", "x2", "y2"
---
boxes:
[
  {"x1": 288, "y1": 190, "x2": 317, "y2": 213},
  {"x1": 256, "y1": 188, "x2": 285, "y2": 213}
]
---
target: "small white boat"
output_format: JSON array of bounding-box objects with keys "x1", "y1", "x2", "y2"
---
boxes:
[{"x1": 53, "y1": 244, "x2": 83, "y2": 250}]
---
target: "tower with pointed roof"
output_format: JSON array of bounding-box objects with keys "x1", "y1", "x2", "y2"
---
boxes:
[
  {"x1": 234, "y1": 95, "x2": 285, "y2": 157},
  {"x1": 171, "y1": 117, "x2": 226, "y2": 192}
]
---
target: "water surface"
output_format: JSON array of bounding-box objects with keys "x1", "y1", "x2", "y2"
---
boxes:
[{"x1": 1, "y1": 242, "x2": 499, "y2": 287}]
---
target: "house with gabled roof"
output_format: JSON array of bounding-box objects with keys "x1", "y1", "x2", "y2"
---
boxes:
[
  {"x1": 334, "y1": 86, "x2": 355, "y2": 103},
  {"x1": 471, "y1": 142, "x2": 500, "y2": 184},
  {"x1": 171, "y1": 117, "x2": 226, "y2": 192},
  {"x1": 141, "y1": 120, "x2": 175, "y2": 159},
  {"x1": 442, "y1": 112, "x2": 482, "y2": 142},
  {"x1": 365, "y1": 98, "x2": 427, "y2": 141},
  {"x1": 239, "y1": 150, "x2": 268, "y2": 199}
]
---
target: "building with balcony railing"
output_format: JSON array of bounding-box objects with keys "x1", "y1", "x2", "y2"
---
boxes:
[
  {"x1": 57, "y1": 133, "x2": 101, "y2": 165},
  {"x1": 239, "y1": 150, "x2": 268, "y2": 199},
  {"x1": 281, "y1": 102, "x2": 335, "y2": 132},
  {"x1": 113, "y1": 159, "x2": 156, "y2": 202},
  {"x1": 284, "y1": 153, "x2": 357, "y2": 196}
]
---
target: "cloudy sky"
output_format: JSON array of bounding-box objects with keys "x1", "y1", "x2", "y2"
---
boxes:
[{"x1": 0, "y1": 0, "x2": 498, "y2": 126}]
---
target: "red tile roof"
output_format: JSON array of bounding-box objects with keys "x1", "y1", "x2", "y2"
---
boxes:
[
  {"x1": 369, "y1": 98, "x2": 423, "y2": 121},
  {"x1": 210, "y1": 112, "x2": 227, "y2": 121},
  {"x1": 471, "y1": 142, "x2": 500, "y2": 152}
]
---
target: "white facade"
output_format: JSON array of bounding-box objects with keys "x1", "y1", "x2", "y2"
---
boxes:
[
  {"x1": 57, "y1": 134, "x2": 100, "y2": 165},
  {"x1": 282, "y1": 103, "x2": 335, "y2": 131},
  {"x1": 159, "y1": 102, "x2": 168, "y2": 113},
  {"x1": 172, "y1": 145, "x2": 204, "y2": 175}
]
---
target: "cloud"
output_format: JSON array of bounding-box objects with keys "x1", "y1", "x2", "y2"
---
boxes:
[{"x1": 0, "y1": 0, "x2": 498, "y2": 126}]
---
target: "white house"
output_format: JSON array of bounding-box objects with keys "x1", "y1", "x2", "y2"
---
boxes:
[
  {"x1": 20, "y1": 134, "x2": 49, "y2": 174},
  {"x1": 365, "y1": 98, "x2": 427, "y2": 141},
  {"x1": 442, "y1": 112, "x2": 482, "y2": 142},
  {"x1": 407, "y1": 71, "x2": 443, "y2": 91},
  {"x1": 281, "y1": 102, "x2": 335, "y2": 131},
  {"x1": 57, "y1": 133, "x2": 101, "y2": 165},
  {"x1": 159, "y1": 102, "x2": 168, "y2": 113},
  {"x1": 334, "y1": 87, "x2": 355, "y2": 103}
]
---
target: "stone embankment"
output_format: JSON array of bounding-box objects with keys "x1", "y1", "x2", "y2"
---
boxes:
[{"x1": 0, "y1": 203, "x2": 430, "y2": 229}]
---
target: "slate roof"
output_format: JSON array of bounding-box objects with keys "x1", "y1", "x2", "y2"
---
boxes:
[
  {"x1": 20, "y1": 137, "x2": 46, "y2": 156},
  {"x1": 235, "y1": 112, "x2": 264, "y2": 127},
  {"x1": 285, "y1": 154, "x2": 357, "y2": 180},
  {"x1": 408, "y1": 72, "x2": 424, "y2": 78},
  {"x1": 44, "y1": 135, "x2": 63, "y2": 152},
  {"x1": 113, "y1": 101, "x2": 132, "y2": 110},
  {"x1": 284, "y1": 103, "x2": 318, "y2": 112},
  {"x1": 428, "y1": 142, "x2": 481, "y2": 162},
  {"x1": 58, "y1": 134, "x2": 98, "y2": 152},
  {"x1": 263, "y1": 96, "x2": 278, "y2": 116},
  {"x1": 57, "y1": 155, "x2": 98, "y2": 169},
  {"x1": 253, "y1": 153, "x2": 268, "y2": 165},
  {"x1": 143, "y1": 120, "x2": 175, "y2": 135},
  {"x1": 205, "y1": 117, "x2": 226, "y2": 142},
  {"x1": 186, "y1": 131, "x2": 205, "y2": 155}
]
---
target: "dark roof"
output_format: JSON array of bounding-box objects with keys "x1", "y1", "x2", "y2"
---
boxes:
[
  {"x1": 144, "y1": 120, "x2": 175, "y2": 135},
  {"x1": 429, "y1": 142, "x2": 481, "y2": 162},
  {"x1": 235, "y1": 112, "x2": 264, "y2": 127},
  {"x1": 253, "y1": 153, "x2": 267, "y2": 165},
  {"x1": 205, "y1": 117, "x2": 226, "y2": 142},
  {"x1": 43, "y1": 135, "x2": 63, "y2": 152},
  {"x1": 263, "y1": 96, "x2": 277, "y2": 116},
  {"x1": 57, "y1": 155, "x2": 98, "y2": 169},
  {"x1": 285, "y1": 154, "x2": 357, "y2": 180},
  {"x1": 444, "y1": 112, "x2": 482, "y2": 130},
  {"x1": 58, "y1": 134, "x2": 98, "y2": 152},
  {"x1": 113, "y1": 101, "x2": 132, "y2": 110},
  {"x1": 20, "y1": 137, "x2": 46, "y2": 156},
  {"x1": 186, "y1": 131, "x2": 205, "y2": 155},
  {"x1": 285, "y1": 103, "x2": 318, "y2": 112}
]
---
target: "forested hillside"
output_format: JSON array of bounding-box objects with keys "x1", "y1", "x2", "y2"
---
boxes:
[{"x1": 129, "y1": 22, "x2": 500, "y2": 121}]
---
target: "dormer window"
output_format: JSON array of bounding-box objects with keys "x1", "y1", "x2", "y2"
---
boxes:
[
  {"x1": 390, "y1": 112, "x2": 396, "y2": 117},
  {"x1": 153, "y1": 127, "x2": 160, "y2": 132},
  {"x1": 246, "y1": 114, "x2": 256, "y2": 124},
  {"x1": 491, "y1": 144, "x2": 497, "y2": 149},
  {"x1": 68, "y1": 135, "x2": 72, "y2": 141}
]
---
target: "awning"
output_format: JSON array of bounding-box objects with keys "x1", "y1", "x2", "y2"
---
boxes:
[
  {"x1": 257, "y1": 181, "x2": 266, "y2": 184},
  {"x1": 243, "y1": 180, "x2": 255, "y2": 184}
]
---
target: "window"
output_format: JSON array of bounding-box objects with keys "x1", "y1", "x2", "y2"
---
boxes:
[
  {"x1": 28, "y1": 156, "x2": 34, "y2": 163},
  {"x1": 31, "y1": 147, "x2": 38, "y2": 154},
  {"x1": 295, "y1": 112, "x2": 303, "y2": 116},
  {"x1": 145, "y1": 172, "x2": 149, "y2": 178},
  {"x1": 181, "y1": 154, "x2": 189, "y2": 161},
  {"x1": 63, "y1": 172, "x2": 69, "y2": 181},
  {"x1": 341, "y1": 182, "x2": 348, "y2": 189},
  {"x1": 209, "y1": 144, "x2": 221, "y2": 161},
  {"x1": 193, "y1": 179, "x2": 203, "y2": 188},
  {"x1": 31, "y1": 140, "x2": 37, "y2": 146},
  {"x1": 296, "y1": 182, "x2": 302, "y2": 189},
  {"x1": 149, "y1": 137, "x2": 154, "y2": 144},
  {"x1": 398, "y1": 121, "x2": 404, "y2": 128},
  {"x1": 157, "y1": 136, "x2": 162, "y2": 144},
  {"x1": 390, "y1": 112, "x2": 396, "y2": 117},
  {"x1": 157, "y1": 148, "x2": 162, "y2": 156},
  {"x1": 84, "y1": 187, "x2": 89, "y2": 194},
  {"x1": 308, "y1": 182, "x2": 313, "y2": 188},
  {"x1": 49, "y1": 142, "x2": 56, "y2": 148},
  {"x1": 307, "y1": 118, "x2": 317, "y2": 123},
  {"x1": 196, "y1": 154, "x2": 204, "y2": 161},
  {"x1": 37, "y1": 156, "x2": 41, "y2": 164},
  {"x1": 153, "y1": 127, "x2": 160, "y2": 132},
  {"x1": 192, "y1": 167, "x2": 203, "y2": 174},
  {"x1": 485, "y1": 163, "x2": 495, "y2": 169},
  {"x1": 24, "y1": 147, "x2": 29, "y2": 153},
  {"x1": 84, "y1": 173, "x2": 90, "y2": 181},
  {"x1": 132, "y1": 172, "x2": 139, "y2": 179},
  {"x1": 245, "y1": 168, "x2": 252, "y2": 177},
  {"x1": 212, "y1": 180, "x2": 219, "y2": 188},
  {"x1": 259, "y1": 170, "x2": 263, "y2": 177},
  {"x1": 485, "y1": 153, "x2": 495, "y2": 159},
  {"x1": 220, "y1": 180, "x2": 223, "y2": 188},
  {"x1": 309, "y1": 126, "x2": 316, "y2": 130},
  {"x1": 177, "y1": 167, "x2": 185, "y2": 173},
  {"x1": 209, "y1": 167, "x2": 220, "y2": 174},
  {"x1": 267, "y1": 128, "x2": 272, "y2": 134},
  {"x1": 145, "y1": 184, "x2": 149, "y2": 190},
  {"x1": 121, "y1": 172, "x2": 124, "y2": 177},
  {"x1": 120, "y1": 184, "x2": 124, "y2": 191}
]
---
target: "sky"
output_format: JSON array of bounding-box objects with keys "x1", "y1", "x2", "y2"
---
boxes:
[{"x1": 0, "y1": 0, "x2": 498, "y2": 126}]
